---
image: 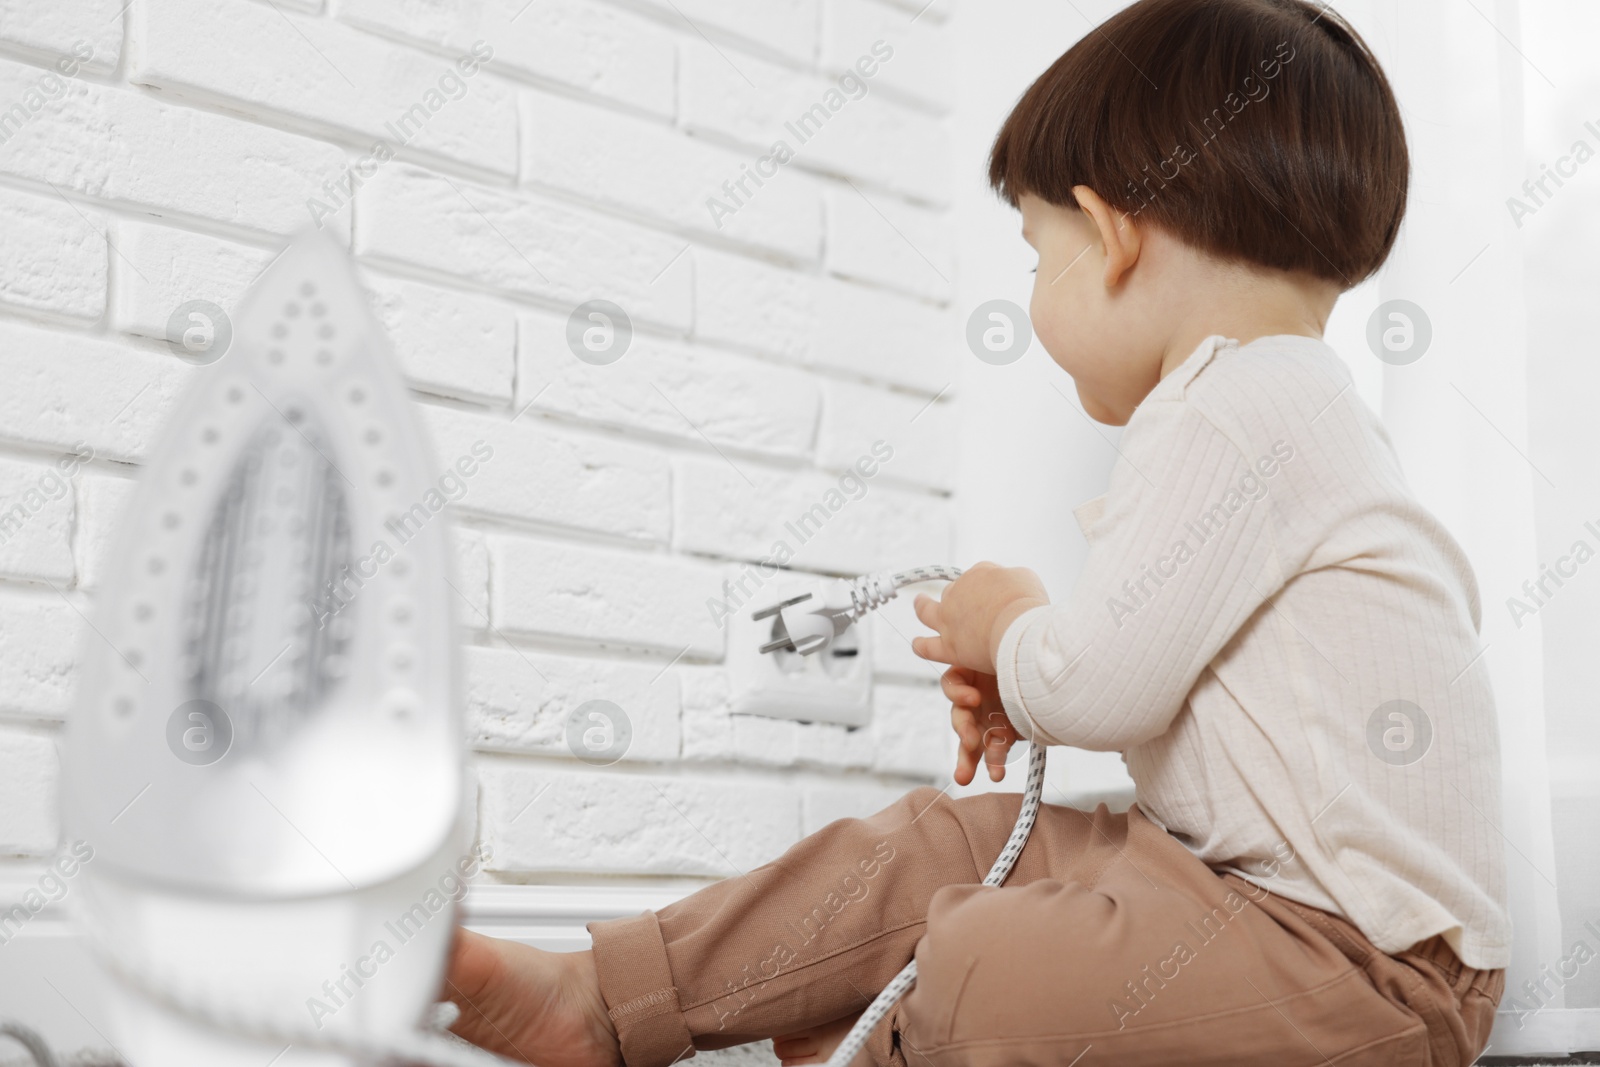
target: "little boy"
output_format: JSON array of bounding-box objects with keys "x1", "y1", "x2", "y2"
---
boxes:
[{"x1": 442, "y1": 1, "x2": 1509, "y2": 1064}]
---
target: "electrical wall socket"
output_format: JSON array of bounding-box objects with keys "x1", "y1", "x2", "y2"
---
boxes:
[{"x1": 728, "y1": 580, "x2": 873, "y2": 726}]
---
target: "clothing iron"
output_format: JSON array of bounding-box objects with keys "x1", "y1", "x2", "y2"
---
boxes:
[{"x1": 60, "y1": 232, "x2": 478, "y2": 1067}]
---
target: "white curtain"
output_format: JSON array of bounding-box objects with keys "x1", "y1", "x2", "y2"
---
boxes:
[{"x1": 1326, "y1": 0, "x2": 1599, "y2": 1052}]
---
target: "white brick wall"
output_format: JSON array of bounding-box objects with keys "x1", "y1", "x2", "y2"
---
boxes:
[
  {"x1": 0, "y1": 0, "x2": 121, "y2": 75},
  {"x1": 0, "y1": 0, "x2": 961, "y2": 891},
  {"x1": 0, "y1": 184, "x2": 106, "y2": 322}
]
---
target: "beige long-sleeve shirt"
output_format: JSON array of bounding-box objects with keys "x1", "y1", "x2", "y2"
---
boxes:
[{"x1": 995, "y1": 333, "x2": 1511, "y2": 970}]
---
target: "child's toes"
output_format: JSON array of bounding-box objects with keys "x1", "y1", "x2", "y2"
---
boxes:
[
  {"x1": 774, "y1": 1030, "x2": 819, "y2": 1062},
  {"x1": 771, "y1": 1012, "x2": 863, "y2": 1066},
  {"x1": 772, "y1": 1031, "x2": 822, "y2": 1065}
]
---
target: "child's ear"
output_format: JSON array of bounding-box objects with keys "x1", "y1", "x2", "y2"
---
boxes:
[{"x1": 1072, "y1": 185, "x2": 1142, "y2": 289}]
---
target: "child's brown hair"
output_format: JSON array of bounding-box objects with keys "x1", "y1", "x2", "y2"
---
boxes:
[{"x1": 989, "y1": 0, "x2": 1406, "y2": 288}]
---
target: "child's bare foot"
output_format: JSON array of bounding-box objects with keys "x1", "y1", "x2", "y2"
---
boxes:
[
  {"x1": 443, "y1": 928, "x2": 622, "y2": 1067},
  {"x1": 772, "y1": 1012, "x2": 863, "y2": 1067}
]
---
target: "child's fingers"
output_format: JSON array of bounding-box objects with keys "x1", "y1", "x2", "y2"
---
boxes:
[
  {"x1": 911, "y1": 634, "x2": 954, "y2": 664},
  {"x1": 954, "y1": 733, "x2": 980, "y2": 786},
  {"x1": 949, "y1": 704, "x2": 978, "y2": 750},
  {"x1": 982, "y1": 726, "x2": 1015, "y2": 782},
  {"x1": 951, "y1": 705, "x2": 982, "y2": 785},
  {"x1": 912, "y1": 593, "x2": 942, "y2": 632},
  {"x1": 940, "y1": 670, "x2": 982, "y2": 707},
  {"x1": 943, "y1": 664, "x2": 978, "y2": 686}
]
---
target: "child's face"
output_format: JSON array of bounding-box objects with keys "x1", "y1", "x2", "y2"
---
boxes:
[{"x1": 1018, "y1": 193, "x2": 1165, "y2": 426}]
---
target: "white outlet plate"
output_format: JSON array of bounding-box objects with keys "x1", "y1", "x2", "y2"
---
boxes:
[{"x1": 728, "y1": 579, "x2": 873, "y2": 726}]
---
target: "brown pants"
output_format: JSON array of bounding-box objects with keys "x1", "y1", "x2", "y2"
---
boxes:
[{"x1": 589, "y1": 789, "x2": 1503, "y2": 1067}]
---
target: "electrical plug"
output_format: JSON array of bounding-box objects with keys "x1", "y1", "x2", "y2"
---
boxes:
[
  {"x1": 753, "y1": 580, "x2": 858, "y2": 656},
  {"x1": 752, "y1": 573, "x2": 900, "y2": 656}
]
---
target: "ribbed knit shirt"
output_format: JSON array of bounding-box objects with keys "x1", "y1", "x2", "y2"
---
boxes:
[{"x1": 995, "y1": 334, "x2": 1511, "y2": 970}]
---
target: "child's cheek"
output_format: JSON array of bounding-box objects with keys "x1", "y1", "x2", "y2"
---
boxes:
[{"x1": 1029, "y1": 281, "x2": 1075, "y2": 374}]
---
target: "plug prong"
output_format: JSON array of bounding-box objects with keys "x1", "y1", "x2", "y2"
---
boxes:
[
  {"x1": 751, "y1": 592, "x2": 811, "y2": 622},
  {"x1": 760, "y1": 635, "x2": 796, "y2": 654}
]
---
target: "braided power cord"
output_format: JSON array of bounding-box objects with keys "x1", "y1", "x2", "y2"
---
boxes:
[
  {"x1": 1, "y1": 1021, "x2": 61, "y2": 1067},
  {"x1": 887, "y1": 565, "x2": 968, "y2": 588},
  {"x1": 823, "y1": 743, "x2": 1048, "y2": 1067},
  {"x1": 821, "y1": 564, "x2": 1050, "y2": 1067}
]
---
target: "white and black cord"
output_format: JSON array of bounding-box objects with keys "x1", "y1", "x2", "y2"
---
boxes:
[
  {"x1": 1, "y1": 1020, "x2": 63, "y2": 1067},
  {"x1": 823, "y1": 744, "x2": 1047, "y2": 1067},
  {"x1": 752, "y1": 566, "x2": 1049, "y2": 1067}
]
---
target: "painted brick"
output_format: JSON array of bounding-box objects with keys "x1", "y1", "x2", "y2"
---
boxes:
[
  {"x1": 796, "y1": 720, "x2": 875, "y2": 771},
  {"x1": 71, "y1": 468, "x2": 135, "y2": 591},
  {"x1": 355, "y1": 164, "x2": 691, "y2": 333},
  {"x1": 476, "y1": 760, "x2": 800, "y2": 876},
  {"x1": 518, "y1": 310, "x2": 819, "y2": 459},
  {"x1": 338, "y1": 0, "x2": 677, "y2": 118},
  {"x1": 801, "y1": 782, "x2": 912, "y2": 835},
  {"x1": 826, "y1": 0, "x2": 953, "y2": 114},
  {"x1": 489, "y1": 537, "x2": 727, "y2": 658},
  {"x1": 0, "y1": 59, "x2": 350, "y2": 238},
  {"x1": 522, "y1": 89, "x2": 822, "y2": 262},
  {"x1": 466, "y1": 645, "x2": 679, "y2": 762},
  {"x1": 0, "y1": 727, "x2": 59, "y2": 854},
  {"x1": 418, "y1": 405, "x2": 671, "y2": 542},
  {"x1": 629, "y1": 0, "x2": 819, "y2": 64},
  {"x1": 810, "y1": 274, "x2": 957, "y2": 392},
  {"x1": 679, "y1": 666, "x2": 802, "y2": 765},
  {"x1": 681, "y1": 38, "x2": 949, "y2": 204},
  {"x1": 827, "y1": 184, "x2": 953, "y2": 302},
  {"x1": 111, "y1": 221, "x2": 275, "y2": 344},
  {"x1": 679, "y1": 667, "x2": 732, "y2": 761},
  {"x1": 0, "y1": 592, "x2": 78, "y2": 720},
  {"x1": 451, "y1": 525, "x2": 491, "y2": 624},
  {"x1": 694, "y1": 248, "x2": 957, "y2": 393},
  {"x1": 0, "y1": 456, "x2": 78, "y2": 584},
  {"x1": 0, "y1": 184, "x2": 106, "y2": 321},
  {"x1": 0, "y1": 0, "x2": 121, "y2": 74},
  {"x1": 870, "y1": 682, "x2": 950, "y2": 779},
  {"x1": 693, "y1": 248, "x2": 812, "y2": 363},
  {"x1": 732, "y1": 713, "x2": 801, "y2": 765},
  {"x1": 131, "y1": 0, "x2": 518, "y2": 179},
  {"x1": 674, "y1": 455, "x2": 953, "y2": 575},
  {"x1": 112, "y1": 226, "x2": 517, "y2": 404},
  {"x1": 367, "y1": 273, "x2": 516, "y2": 404},
  {"x1": 871, "y1": 0, "x2": 951, "y2": 21},
  {"x1": 0, "y1": 321, "x2": 192, "y2": 463},
  {"x1": 820, "y1": 381, "x2": 954, "y2": 491},
  {"x1": 682, "y1": 661, "x2": 928, "y2": 789}
]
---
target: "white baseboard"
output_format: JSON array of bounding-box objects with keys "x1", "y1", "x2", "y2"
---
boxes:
[
  {"x1": 1487, "y1": 1007, "x2": 1600, "y2": 1058},
  {"x1": 454, "y1": 882, "x2": 696, "y2": 949}
]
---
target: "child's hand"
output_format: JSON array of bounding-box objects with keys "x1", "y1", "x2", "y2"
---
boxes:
[
  {"x1": 911, "y1": 562, "x2": 1050, "y2": 674},
  {"x1": 942, "y1": 667, "x2": 1022, "y2": 784}
]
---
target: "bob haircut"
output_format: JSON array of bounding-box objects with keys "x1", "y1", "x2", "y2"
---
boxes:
[{"x1": 989, "y1": 0, "x2": 1408, "y2": 288}]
